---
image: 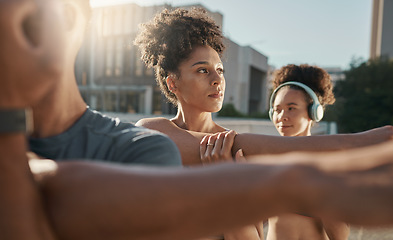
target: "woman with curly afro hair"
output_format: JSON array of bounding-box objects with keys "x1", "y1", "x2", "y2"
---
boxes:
[
  {"x1": 270, "y1": 64, "x2": 336, "y2": 136},
  {"x1": 135, "y1": 8, "x2": 393, "y2": 238},
  {"x1": 135, "y1": 7, "x2": 264, "y2": 240},
  {"x1": 267, "y1": 64, "x2": 349, "y2": 240},
  {"x1": 135, "y1": 8, "x2": 246, "y2": 166}
]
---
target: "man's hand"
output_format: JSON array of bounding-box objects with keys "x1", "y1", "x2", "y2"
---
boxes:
[{"x1": 0, "y1": 0, "x2": 66, "y2": 108}]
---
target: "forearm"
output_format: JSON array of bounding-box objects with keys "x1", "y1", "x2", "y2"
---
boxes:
[
  {"x1": 170, "y1": 130, "x2": 205, "y2": 166},
  {"x1": 245, "y1": 144, "x2": 393, "y2": 225},
  {"x1": 38, "y1": 161, "x2": 313, "y2": 240},
  {"x1": 0, "y1": 134, "x2": 57, "y2": 240},
  {"x1": 233, "y1": 126, "x2": 393, "y2": 156},
  {"x1": 36, "y1": 144, "x2": 393, "y2": 240}
]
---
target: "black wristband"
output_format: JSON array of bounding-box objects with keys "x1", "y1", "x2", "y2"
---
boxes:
[{"x1": 0, "y1": 108, "x2": 33, "y2": 134}]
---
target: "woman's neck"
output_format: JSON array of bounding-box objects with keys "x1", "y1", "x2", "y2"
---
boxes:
[
  {"x1": 171, "y1": 107, "x2": 221, "y2": 133},
  {"x1": 295, "y1": 128, "x2": 312, "y2": 137}
]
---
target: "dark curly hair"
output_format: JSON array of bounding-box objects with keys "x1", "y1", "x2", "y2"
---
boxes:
[
  {"x1": 134, "y1": 8, "x2": 225, "y2": 105},
  {"x1": 272, "y1": 64, "x2": 335, "y2": 108}
]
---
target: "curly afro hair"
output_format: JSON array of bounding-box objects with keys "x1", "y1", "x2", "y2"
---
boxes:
[
  {"x1": 134, "y1": 8, "x2": 225, "y2": 105},
  {"x1": 272, "y1": 64, "x2": 335, "y2": 108}
]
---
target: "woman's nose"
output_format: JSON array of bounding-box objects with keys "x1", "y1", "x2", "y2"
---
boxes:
[
  {"x1": 211, "y1": 71, "x2": 224, "y2": 86},
  {"x1": 277, "y1": 110, "x2": 288, "y2": 121}
]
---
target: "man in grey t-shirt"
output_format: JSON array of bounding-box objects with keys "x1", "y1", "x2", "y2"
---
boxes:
[
  {"x1": 27, "y1": 0, "x2": 181, "y2": 166},
  {"x1": 30, "y1": 108, "x2": 181, "y2": 166}
]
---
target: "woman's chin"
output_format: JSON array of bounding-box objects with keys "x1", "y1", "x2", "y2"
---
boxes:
[{"x1": 212, "y1": 106, "x2": 223, "y2": 113}]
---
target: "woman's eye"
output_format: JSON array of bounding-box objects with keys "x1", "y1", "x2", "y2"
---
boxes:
[
  {"x1": 217, "y1": 68, "x2": 225, "y2": 75},
  {"x1": 198, "y1": 69, "x2": 208, "y2": 73}
]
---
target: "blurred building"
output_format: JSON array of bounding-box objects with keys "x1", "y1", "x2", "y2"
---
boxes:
[
  {"x1": 370, "y1": 0, "x2": 393, "y2": 60},
  {"x1": 324, "y1": 67, "x2": 345, "y2": 86},
  {"x1": 75, "y1": 3, "x2": 269, "y2": 115}
]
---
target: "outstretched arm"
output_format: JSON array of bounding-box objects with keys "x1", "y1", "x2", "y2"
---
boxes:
[
  {"x1": 31, "y1": 159, "x2": 337, "y2": 240},
  {"x1": 30, "y1": 141, "x2": 393, "y2": 240},
  {"x1": 137, "y1": 118, "x2": 393, "y2": 165},
  {"x1": 233, "y1": 126, "x2": 393, "y2": 157}
]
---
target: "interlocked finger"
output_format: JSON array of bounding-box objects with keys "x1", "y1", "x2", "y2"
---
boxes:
[{"x1": 210, "y1": 132, "x2": 226, "y2": 161}]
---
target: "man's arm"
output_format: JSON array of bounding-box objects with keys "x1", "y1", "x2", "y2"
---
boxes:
[
  {"x1": 34, "y1": 160, "x2": 322, "y2": 240},
  {"x1": 0, "y1": 135, "x2": 57, "y2": 240},
  {"x1": 0, "y1": 0, "x2": 66, "y2": 238},
  {"x1": 32, "y1": 141, "x2": 393, "y2": 240}
]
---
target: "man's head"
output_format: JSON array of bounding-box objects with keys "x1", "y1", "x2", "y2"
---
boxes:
[{"x1": 0, "y1": 0, "x2": 67, "y2": 108}]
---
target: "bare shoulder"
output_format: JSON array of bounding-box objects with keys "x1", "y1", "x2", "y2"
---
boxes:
[{"x1": 136, "y1": 117, "x2": 177, "y2": 132}]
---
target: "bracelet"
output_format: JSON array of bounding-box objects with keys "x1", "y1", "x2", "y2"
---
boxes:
[{"x1": 0, "y1": 108, "x2": 34, "y2": 135}]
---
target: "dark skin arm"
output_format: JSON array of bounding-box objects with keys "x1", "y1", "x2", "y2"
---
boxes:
[
  {"x1": 28, "y1": 140, "x2": 393, "y2": 240},
  {"x1": 233, "y1": 127, "x2": 393, "y2": 156},
  {"x1": 136, "y1": 117, "x2": 393, "y2": 165},
  {"x1": 0, "y1": 0, "x2": 65, "y2": 238},
  {"x1": 0, "y1": 135, "x2": 57, "y2": 240}
]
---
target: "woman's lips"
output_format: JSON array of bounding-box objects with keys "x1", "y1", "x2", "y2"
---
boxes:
[
  {"x1": 208, "y1": 92, "x2": 222, "y2": 98},
  {"x1": 278, "y1": 125, "x2": 292, "y2": 129}
]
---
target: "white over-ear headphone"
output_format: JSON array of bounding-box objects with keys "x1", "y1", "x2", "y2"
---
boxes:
[{"x1": 269, "y1": 81, "x2": 324, "y2": 122}]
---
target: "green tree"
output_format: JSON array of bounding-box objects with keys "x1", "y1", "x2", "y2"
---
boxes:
[{"x1": 333, "y1": 57, "x2": 393, "y2": 133}]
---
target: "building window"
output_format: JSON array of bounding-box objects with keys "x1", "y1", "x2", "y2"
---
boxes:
[
  {"x1": 153, "y1": 87, "x2": 163, "y2": 115},
  {"x1": 114, "y1": 38, "x2": 124, "y2": 77},
  {"x1": 124, "y1": 6, "x2": 134, "y2": 34},
  {"x1": 102, "y1": 9, "x2": 113, "y2": 36},
  {"x1": 118, "y1": 90, "x2": 145, "y2": 113},
  {"x1": 104, "y1": 91, "x2": 117, "y2": 112},
  {"x1": 105, "y1": 38, "x2": 114, "y2": 77},
  {"x1": 124, "y1": 45, "x2": 133, "y2": 76},
  {"x1": 113, "y1": 8, "x2": 122, "y2": 35},
  {"x1": 134, "y1": 50, "x2": 143, "y2": 77}
]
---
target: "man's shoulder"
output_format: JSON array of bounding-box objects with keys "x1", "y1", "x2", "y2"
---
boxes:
[{"x1": 86, "y1": 110, "x2": 163, "y2": 139}]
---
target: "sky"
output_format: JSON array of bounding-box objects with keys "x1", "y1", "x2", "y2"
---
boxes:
[{"x1": 91, "y1": 0, "x2": 373, "y2": 70}]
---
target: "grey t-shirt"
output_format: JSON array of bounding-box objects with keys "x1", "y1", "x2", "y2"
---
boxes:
[{"x1": 29, "y1": 108, "x2": 181, "y2": 166}]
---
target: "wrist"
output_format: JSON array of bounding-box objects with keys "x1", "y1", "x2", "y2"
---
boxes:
[{"x1": 0, "y1": 108, "x2": 34, "y2": 135}]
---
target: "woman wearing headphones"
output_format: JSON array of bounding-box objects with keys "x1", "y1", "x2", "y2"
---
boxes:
[
  {"x1": 267, "y1": 64, "x2": 349, "y2": 240},
  {"x1": 269, "y1": 64, "x2": 334, "y2": 137}
]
